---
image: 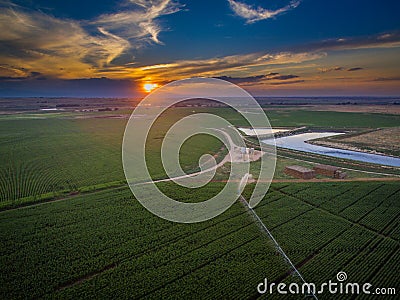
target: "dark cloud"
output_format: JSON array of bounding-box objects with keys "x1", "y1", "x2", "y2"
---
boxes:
[
  {"x1": 273, "y1": 74, "x2": 299, "y2": 80},
  {"x1": 371, "y1": 77, "x2": 400, "y2": 82},
  {"x1": 296, "y1": 31, "x2": 400, "y2": 53},
  {"x1": 347, "y1": 67, "x2": 363, "y2": 72},
  {"x1": 0, "y1": 71, "x2": 46, "y2": 81},
  {"x1": 215, "y1": 73, "x2": 299, "y2": 84},
  {"x1": 216, "y1": 75, "x2": 265, "y2": 84}
]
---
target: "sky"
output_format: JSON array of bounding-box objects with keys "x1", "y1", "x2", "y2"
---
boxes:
[{"x1": 0, "y1": 0, "x2": 400, "y2": 97}]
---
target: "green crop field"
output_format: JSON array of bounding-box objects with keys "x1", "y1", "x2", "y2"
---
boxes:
[
  {"x1": 0, "y1": 181, "x2": 398, "y2": 299},
  {"x1": 1, "y1": 0, "x2": 399, "y2": 297},
  {"x1": 245, "y1": 181, "x2": 400, "y2": 299},
  {"x1": 0, "y1": 108, "x2": 399, "y2": 299},
  {"x1": 0, "y1": 184, "x2": 291, "y2": 299},
  {"x1": 0, "y1": 109, "x2": 223, "y2": 208},
  {"x1": 264, "y1": 110, "x2": 400, "y2": 128},
  {"x1": 154, "y1": 107, "x2": 400, "y2": 128},
  {"x1": 1, "y1": 107, "x2": 398, "y2": 208}
]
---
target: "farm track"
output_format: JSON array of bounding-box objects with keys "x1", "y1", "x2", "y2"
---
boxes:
[
  {"x1": 214, "y1": 177, "x2": 400, "y2": 183},
  {"x1": 271, "y1": 177, "x2": 400, "y2": 182},
  {"x1": 2, "y1": 131, "x2": 399, "y2": 214},
  {"x1": 1, "y1": 175, "x2": 398, "y2": 214}
]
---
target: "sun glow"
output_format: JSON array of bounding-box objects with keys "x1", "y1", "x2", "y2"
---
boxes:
[{"x1": 143, "y1": 83, "x2": 158, "y2": 92}]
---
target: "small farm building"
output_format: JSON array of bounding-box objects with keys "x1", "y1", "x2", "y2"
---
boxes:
[
  {"x1": 334, "y1": 170, "x2": 348, "y2": 179},
  {"x1": 313, "y1": 164, "x2": 348, "y2": 179},
  {"x1": 313, "y1": 164, "x2": 339, "y2": 177},
  {"x1": 284, "y1": 165, "x2": 315, "y2": 179}
]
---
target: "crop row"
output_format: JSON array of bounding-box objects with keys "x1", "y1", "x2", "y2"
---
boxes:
[
  {"x1": 1, "y1": 183, "x2": 269, "y2": 299},
  {"x1": 55, "y1": 227, "x2": 263, "y2": 299},
  {"x1": 253, "y1": 182, "x2": 399, "y2": 294},
  {"x1": 298, "y1": 226, "x2": 378, "y2": 283},
  {"x1": 145, "y1": 236, "x2": 291, "y2": 300},
  {"x1": 339, "y1": 184, "x2": 398, "y2": 221}
]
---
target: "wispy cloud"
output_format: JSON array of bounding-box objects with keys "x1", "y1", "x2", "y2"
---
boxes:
[
  {"x1": 303, "y1": 31, "x2": 400, "y2": 52},
  {"x1": 136, "y1": 51, "x2": 324, "y2": 80},
  {"x1": 228, "y1": 0, "x2": 301, "y2": 24},
  {"x1": 269, "y1": 79, "x2": 304, "y2": 85},
  {"x1": 318, "y1": 66, "x2": 343, "y2": 73},
  {"x1": 370, "y1": 76, "x2": 400, "y2": 82},
  {"x1": 317, "y1": 66, "x2": 364, "y2": 73},
  {"x1": 1, "y1": 0, "x2": 399, "y2": 96},
  {"x1": 0, "y1": 0, "x2": 182, "y2": 79},
  {"x1": 92, "y1": 0, "x2": 183, "y2": 45}
]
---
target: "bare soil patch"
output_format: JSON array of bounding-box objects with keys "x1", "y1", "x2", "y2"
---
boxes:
[
  {"x1": 312, "y1": 127, "x2": 400, "y2": 157},
  {"x1": 303, "y1": 105, "x2": 400, "y2": 115}
]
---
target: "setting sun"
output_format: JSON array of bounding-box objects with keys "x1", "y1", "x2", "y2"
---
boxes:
[{"x1": 143, "y1": 83, "x2": 158, "y2": 93}]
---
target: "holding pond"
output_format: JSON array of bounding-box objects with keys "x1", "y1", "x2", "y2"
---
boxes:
[{"x1": 262, "y1": 132, "x2": 400, "y2": 167}]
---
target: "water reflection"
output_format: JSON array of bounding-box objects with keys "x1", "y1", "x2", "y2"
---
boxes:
[{"x1": 262, "y1": 132, "x2": 400, "y2": 167}]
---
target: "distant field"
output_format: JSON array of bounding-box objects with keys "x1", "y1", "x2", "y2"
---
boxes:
[
  {"x1": 160, "y1": 107, "x2": 400, "y2": 128},
  {"x1": 0, "y1": 181, "x2": 398, "y2": 299},
  {"x1": 0, "y1": 109, "x2": 222, "y2": 205},
  {"x1": 297, "y1": 104, "x2": 400, "y2": 115},
  {"x1": 313, "y1": 127, "x2": 400, "y2": 157},
  {"x1": 264, "y1": 109, "x2": 400, "y2": 128},
  {"x1": 0, "y1": 118, "x2": 126, "y2": 203},
  {"x1": 0, "y1": 107, "x2": 399, "y2": 208}
]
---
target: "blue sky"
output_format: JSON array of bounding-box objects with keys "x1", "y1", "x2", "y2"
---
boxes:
[{"x1": 1, "y1": 0, "x2": 400, "y2": 97}]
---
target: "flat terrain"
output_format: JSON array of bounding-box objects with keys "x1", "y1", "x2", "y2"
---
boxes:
[
  {"x1": 0, "y1": 181, "x2": 398, "y2": 299},
  {"x1": 0, "y1": 108, "x2": 223, "y2": 208},
  {"x1": 2, "y1": 107, "x2": 398, "y2": 209},
  {"x1": 271, "y1": 105, "x2": 400, "y2": 115},
  {"x1": 0, "y1": 105, "x2": 399, "y2": 299},
  {"x1": 312, "y1": 127, "x2": 400, "y2": 157},
  {"x1": 264, "y1": 109, "x2": 399, "y2": 128}
]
